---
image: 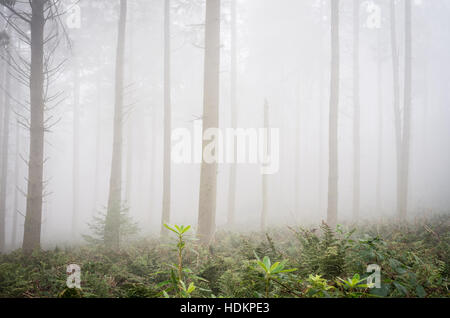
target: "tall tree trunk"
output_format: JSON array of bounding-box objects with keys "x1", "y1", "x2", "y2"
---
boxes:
[
  {"x1": 261, "y1": 100, "x2": 269, "y2": 231},
  {"x1": 197, "y1": 0, "x2": 221, "y2": 244},
  {"x1": 105, "y1": 0, "x2": 127, "y2": 249},
  {"x1": 318, "y1": 0, "x2": 326, "y2": 215},
  {"x1": 12, "y1": 117, "x2": 20, "y2": 248},
  {"x1": 352, "y1": 0, "x2": 360, "y2": 221},
  {"x1": 0, "y1": 61, "x2": 3, "y2": 175},
  {"x1": 72, "y1": 58, "x2": 80, "y2": 240},
  {"x1": 93, "y1": 68, "x2": 102, "y2": 215},
  {"x1": 149, "y1": 104, "x2": 157, "y2": 228},
  {"x1": 0, "y1": 6, "x2": 5, "y2": 147},
  {"x1": 23, "y1": 0, "x2": 46, "y2": 254},
  {"x1": 399, "y1": 0, "x2": 412, "y2": 220},
  {"x1": 126, "y1": 7, "x2": 134, "y2": 207},
  {"x1": 327, "y1": 0, "x2": 340, "y2": 228},
  {"x1": 376, "y1": 26, "x2": 383, "y2": 214},
  {"x1": 125, "y1": 120, "x2": 133, "y2": 205},
  {"x1": 227, "y1": 0, "x2": 237, "y2": 227},
  {"x1": 0, "y1": 46, "x2": 11, "y2": 253},
  {"x1": 390, "y1": 0, "x2": 402, "y2": 220},
  {"x1": 161, "y1": 0, "x2": 172, "y2": 235},
  {"x1": 294, "y1": 82, "x2": 301, "y2": 216}
]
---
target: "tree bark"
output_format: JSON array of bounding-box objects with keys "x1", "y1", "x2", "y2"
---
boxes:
[
  {"x1": 352, "y1": 0, "x2": 360, "y2": 222},
  {"x1": 390, "y1": 0, "x2": 402, "y2": 220},
  {"x1": 149, "y1": 104, "x2": 157, "y2": 228},
  {"x1": 376, "y1": 26, "x2": 383, "y2": 214},
  {"x1": 318, "y1": 0, "x2": 326, "y2": 215},
  {"x1": 399, "y1": 0, "x2": 412, "y2": 220},
  {"x1": 0, "y1": 45, "x2": 11, "y2": 253},
  {"x1": 12, "y1": 117, "x2": 20, "y2": 248},
  {"x1": 22, "y1": 0, "x2": 46, "y2": 254},
  {"x1": 161, "y1": 0, "x2": 172, "y2": 235},
  {"x1": 261, "y1": 100, "x2": 269, "y2": 231},
  {"x1": 227, "y1": 0, "x2": 237, "y2": 227},
  {"x1": 197, "y1": 0, "x2": 221, "y2": 244},
  {"x1": 126, "y1": 6, "x2": 134, "y2": 207},
  {"x1": 294, "y1": 82, "x2": 301, "y2": 216},
  {"x1": 105, "y1": 0, "x2": 127, "y2": 249},
  {"x1": 327, "y1": 0, "x2": 340, "y2": 228},
  {"x1": 72, "y1": 57, "x2": 80, "y2": 240},
  {"x1": 92, "y1": 67, "x2": 102, "y2": 215}
]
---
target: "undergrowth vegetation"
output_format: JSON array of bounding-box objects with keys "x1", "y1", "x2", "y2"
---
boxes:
[{"x1": 0, "y1": 215, "x2": 448, "y2": 298}]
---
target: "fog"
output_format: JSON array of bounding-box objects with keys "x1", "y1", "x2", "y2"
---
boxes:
[{"x1": 1, "y1": 0, "x2": 450, "y2": 250}]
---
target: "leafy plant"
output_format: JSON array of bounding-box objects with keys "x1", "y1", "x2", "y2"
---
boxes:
[
  {"x1": 159, "y1": 224, "x2": 207, "y2": 298},
  {"x1": 254, "y1": 254, "x2": 297, "y2": 297},
  {"x1": 304, "y1": 274, "x2": 335, "y2": 298},
  {"x1": 164, "y1": 224, "x2": 191, "y2": 283},
  {"x1": 336, "y1": 274, "x2": 373, "y2": 298}
]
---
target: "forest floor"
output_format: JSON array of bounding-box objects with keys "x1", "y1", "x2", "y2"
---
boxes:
[{"x1": 0, "y1": 215, "x2": 449, "y2": 298}]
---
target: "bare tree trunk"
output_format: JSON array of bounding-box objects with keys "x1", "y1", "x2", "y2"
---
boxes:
[
  {"x1": 294, "y1": 82, "x2": 301, "y2": 216},
  {"x1": 390, "y1": 0, "x2": 402, "y2": 220},
  {"x1": 318, "y1": 0, "x2": 326, "y2": 215},
  {"x1": 197, "y1": 0, "x2": 221, "y2": 244},
  {"x1": 0, "y1": 6, "x2": 5, "y2": 145},
  {"x1": 125, "y1": 121, "x2": 133, "y2": 206},
  {"x1": 352, "y1": 0, "x2": 360, "y2": 222},
  {"x1": 161, "y1": 0, "x2": 172, "y2": 235},
  {"x1": 22, "y1": 0, "x2": 46, "y2": 254},
  {"x1": 0, "y1": 65, "x2": 3, "y2": 175},
  {"x1": 227, "y1": 0, "x2": 237, "y2": 227},
  {"x1": 376, "y1": 26, "x2": 383, "y2": 214},
  {"x1": 0, "y1": 46, "x2": 11, "y2": 253},
  {"x1": 261, "y1": 100, "x2": 269, "y2": 231},
  {"x1": 105, "y1": 0, "x2": 127, "y2": 249},
  {"x1": 399, "y1": 0, "x2": 412, "y2": 220},
  {"x1": 327, "y1": 0, "x2": 340, "y2": 228},
  {"x1": 72, "y1": 58, "x2": 80, "y2": 240},
  {"x1": 93, "y1": 69, "x2": 102, "y2": 215},
  {"x1": 12, "y1": 117, "x2": 20, "y2": 248},
  {"x1": 0, "y1": 68, "x2": 3, "y2": 154},
  {"x1": 149, "y1": 104, "x2": 157, "y2": 227},
  {"x1": 126, "y1": 7, "x2": 134, "y2": 207}
]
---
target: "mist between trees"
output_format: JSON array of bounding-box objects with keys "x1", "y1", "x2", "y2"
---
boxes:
[{"x1": 0, "y1": 0, "x2": 450, "y2": 252}]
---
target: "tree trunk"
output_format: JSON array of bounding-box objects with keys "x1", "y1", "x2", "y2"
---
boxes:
[
  {"x1": 318, "y1": 1, "x2": 326, "y2": 215},
  {"x1": 327, "y1": 0, "x2": 340, "y2": 228},
  {"x1": 261, "y1": 100, "x2": 269, "y2": 231},
  {"x1": 149, "y1": 104, "x2": 157, "y2": 228},
  {"x1": 399, "y1": 0, "x2": 412, "y2": 220},
  {"x1": 390, "y1": 0, "x2": 402, "y2": 220},
  {"x1": 161, "y1": 0, "x2": 172, "y2": 235},
  {"x1": 227, "y1": 0, "x2": 237, "y2": 227},
  {"x1": 105, "y1": 0, "x2": 127, "y2": 249},
  {"x1": 294, "y1": 82, "x2": 300, "y2": 216},
  {"x1": 352, "y1": 0, "x2": 360, "y2": 222},
  {"x1": 126, "y1": 7, "x2": 134, "y2": 207},
  {"x1": 93, "y1": 68, "x2": 102, "y2": 215},
  {"x1": 72, "y1": 58, "x2": 80, "y2": 240},
  {"x1": 197, "y1": 0, "x2": 221, "y2": 244},
  {"x1": 23, "y1": 0, "x2": 46, "y2": 254},
  {"x1": 0, "y1": 46, "x2": 11, "y2": 253},
  {"x1": 12, "y1": 117, "x2": 20, "y2": 248},
  {"x1": 376, "y1": 26, "x2": 383, "y2": 214}
]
